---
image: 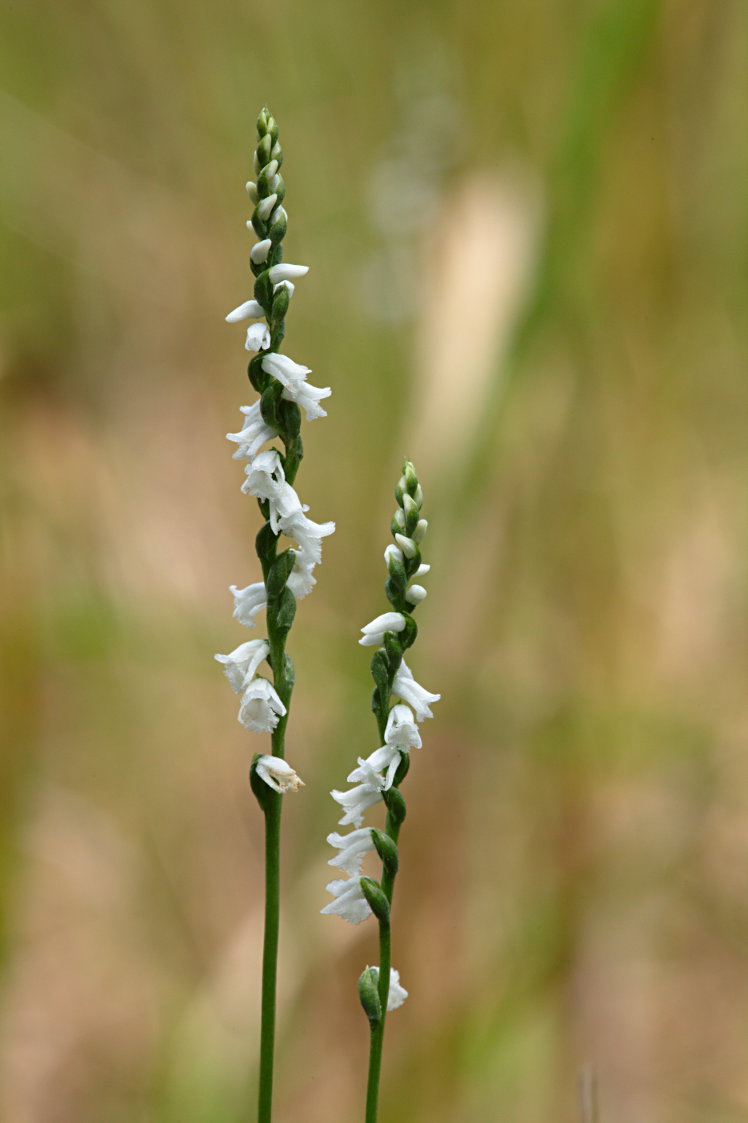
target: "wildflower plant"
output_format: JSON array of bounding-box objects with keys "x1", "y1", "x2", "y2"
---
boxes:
[
  {"x1": 215, "y1": 107, "x2": 333, "y2": 1123},
  {"x1": 322, "y1": 460, "x2": 439, "y2": 1123}
]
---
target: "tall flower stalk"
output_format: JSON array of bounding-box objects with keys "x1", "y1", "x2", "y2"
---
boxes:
[
  {"x1": 321, "y1": 460, "x2": 439, "y2": 1123},
  {"x1": 216, "y1": 107, "x2": 333, "y2": 1123}
]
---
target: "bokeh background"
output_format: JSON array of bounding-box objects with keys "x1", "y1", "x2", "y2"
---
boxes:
[{"x1": 1, "y1": 1, "x2": 747, "y2": 1120}]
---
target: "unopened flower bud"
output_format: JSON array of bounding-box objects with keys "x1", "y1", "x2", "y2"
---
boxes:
[
  {"x1": 358, "y1": 967, "x2": 382, "y2": 1027},
  {"x1": 250, "y1": 238, "x2": 272, "y2": 264},
  {"x1": 359, "y1": 877, "x2": 390, "y2": 923},
  {"x1": 394, "y1": 533, "x2": 417, "y2": 558},
  {"x1": 256, "y1": 193, "x2": 278, "y2": 221},
  {"x1": 257, "y1": 133, "x2": 273, "y2": 165},
  {"x1": 382, "y1": 786, "x2": 407, "y2": 825},
  {"x1": 371, "y1": 829, "x2": 399, "y2": 876}
]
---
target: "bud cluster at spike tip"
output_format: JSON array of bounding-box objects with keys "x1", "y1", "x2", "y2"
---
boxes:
[
  {"x1": 321, "y1": 461, "x2": 440, "y2": 987},
  {"x1": 215, "y1": 109, "x2": 333, "y2": 789}
]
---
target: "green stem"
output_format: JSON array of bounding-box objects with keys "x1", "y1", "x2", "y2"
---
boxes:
[
  {"x1": 364, "y1": 813, "x2": 400, "y2": 1123},
  {"x1": 258, "y1": 790, "x2": 281, "y2": 1123},
  {"x1": 257, "y1": 534, "x2": 294, "y2": 1123}
]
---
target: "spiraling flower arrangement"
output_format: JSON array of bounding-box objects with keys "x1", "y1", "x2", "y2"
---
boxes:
[
  {"x1": 322, "y1": 460, "x2": 440, "y2": 1123},
  {"x1": 215, "y1": 107, "x2": 333, "y2": 1123}
]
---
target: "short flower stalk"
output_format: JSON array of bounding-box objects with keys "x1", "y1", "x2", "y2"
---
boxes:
[
  {"x1": 216, "y1": 108, "x2": 332, "y2": 1123},
  {"x1": 321, "y1": 461, "x2": 439, "y2": 1123}
]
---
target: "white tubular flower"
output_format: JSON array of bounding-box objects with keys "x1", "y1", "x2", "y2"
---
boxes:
[
  {"x1": 359, "y1": 611, "x2": 407, "y2": 648},
  {"x1": 347, "y1": 745, "x2": 401, "y2": 791},
  {"x1": 226, "y1": 402, "x2": 276, "y2": 460},
  {"x1": 214, "y1": 638, "x2": 270, "y2": 692},
  {"x1": 326, "y1": 828, "x2": 376, "y2": 876},
  {"x1": 392, "y1": 659, "x2": 440, "y2": 721},
  {"x1": 241, "y1": 448, "x2": 284, "y2": 499},
  {"x1": 412, "y1": 518, "x2": 428, "y2": 543},
  {"x1": 250, "y1": 238, "x2": 272, "y2": 264},
  {"x1": 225, "y1": 298, "x2": 265, "y2": 322},
  {"x1": 321, "y1": 877, "x2": 372, "y2": 925},
  {"x1": 268, "y1": 263, "x2": 308, "y2": 283},
  {"x1": 282, "y1": 512, "x2": 335, "y2": 565},
  {"x1": 261, "y1": 352, "x2": 331, "y2": 422},
  {"x1": 273, "y1": 279, "x2": 295, "y2": 298},
  {"x1": 394, "y1": 533, "x2": 417, "y2": 559},
  {"x1": 241, "y1": 450, "x2": 305, "y2": 532},
  {"x1": 238, "y1": 676, "x2": 287, "y2": 732},
  {"x1": 245, "y1": 322, "x2": 271, "y2": 352},
  {"x1": 255, "y1": 754, "x2": 304, "y2": 793},
  {"x1": 286, "y1": 553, "x2": 317, "y2": 599},
  {"x1": 331, "y1": 772, "x2": 384, "y2": 828},
  {"x1": 414, "y1": 563, "x2": 431, "y2": 578},
  {"x1": 367, "y1": 966, "x2": 409, "y2": 1011},
  {"x1": 230, "y1": 581, "x2": 268, "y2": 628},
  {"x1": 405, "y1": 584, "x2": 428, "y2": 605},
  {"x1": 385, "y1": 703, "x2": 422, "y2": 751}
]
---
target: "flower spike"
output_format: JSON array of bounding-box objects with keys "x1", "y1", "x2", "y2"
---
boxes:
[
  {"x1": 217, "y1": 108, "x2": 333, "y2": 1123},
  {"x1": 322, "y1": 460, "x2": 439, "y2": 1122}
]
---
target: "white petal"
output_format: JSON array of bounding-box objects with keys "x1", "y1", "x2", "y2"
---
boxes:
[
  {"x1": 385, "y1": 703, "x2": 422, "y2": 751},
  {"x1": 226, "y1": 299, "x2": 264, "y2": 322},
  {"x1": 386, "y1": 967, "x2": 408, "y2": 1010},
  {"x1": 326, "y1": 828, "x2": 375, "y2": 875},
  {"x1": 392, "y1": 660, "x2": 440, "y2": 721},
  {"x1": 365, "y1": 966, "x2": 409, "y2": 1010},
  {"x1": 230, "y1": 582, "x2": 268, "y2": 628},
  {"x1": 320, "y1": 877, "x2": 371, "y2": 925},
  {"x1": 214, "y1": 639, "x2": 270, "y2": 693},
  {"x1": 331, "y1": 782, "x2": 383, "y2": 828},
  {"x1": 256, "y1": 754, "x2": 304, "y2": 793},
  {"x1": 245, "y1": 322, "x2": 272, "y2": 352},
  {"x1": 384, "y1": 543, "x2": 405, "y2": 567},
  {"x1": 405, "y1": 584, "x2": 428, "y2": 604},
  {"x1": 238, "y1": 677, "x2": 286, "y2": 732},
  {"x1": 262, "y1": 352, "x2": 311, "y2": 383},
  {"x1": 226, "y1": 402, "x2": 276, "y2": 459},
  {"x1": 361, "y1": 612, "x2": 406, "y2": 636},
  {"x1": 268, "y1": 263, "x2": 309, "y2": 283},
  {"x1": 250, "y1": 239, "x2": 272, "y2": 264},
  {"x1": 256, "y1": 193, "x2": 277, "y2": 220},
  {"x1": 394, "y1": 533, "x2": 417, "y2": 558}
]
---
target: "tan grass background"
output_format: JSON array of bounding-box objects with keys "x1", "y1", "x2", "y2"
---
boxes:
[{"x1": 1, "y1": 1, "x2": 748, "y2": 1120}]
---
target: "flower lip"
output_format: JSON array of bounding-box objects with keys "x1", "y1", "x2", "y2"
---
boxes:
[
  {"x1": 230, "y1": 582, "x2": 268, "y2": 628},
  {"x1": 326, "y1": 827, "x2": 377, "y2": 876},
  {"x1": 331, "y1": 777, "x2": 384, "y2": 828},
  {"x1": 261, "y1": 351, "x2": 331, "y2": 422},
  {"x1": 238, "y1": 676, "x2": 287, "y2": 732},
  {"x1": 385, "y1": 703, "x2": 422, "y2": 751},
  {"x1": 391, "y1": 660, "x2": 440, "y2": 721},
  {"x1": 245, "y1": 322, "x2": 271, "y2": 352},
  {"x1": 255, "y1": 754, "x2": 304, "y2": 793},
  {"x1": 367, "y1": 966, "x2": 408, "y2": 1011},
  {"x1": 214, "y1": 638, "x2": 270, "y2": 693},
  {"x1": 320, "y1": 876, "x2": 372, "y2": 925}
]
